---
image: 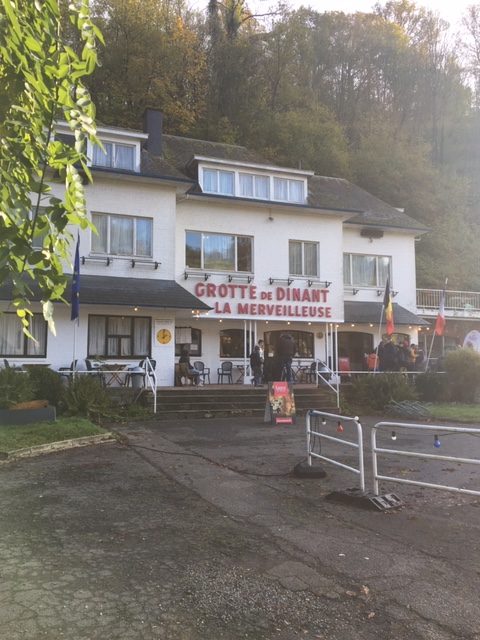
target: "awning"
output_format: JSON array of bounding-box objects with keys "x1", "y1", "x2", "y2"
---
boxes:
[
  {"x1": 0, "y1": 275, "x2": 211, "y2": 311},
  {"x1": 344, "y1": 301, "x2": 429, "y2": 326}
]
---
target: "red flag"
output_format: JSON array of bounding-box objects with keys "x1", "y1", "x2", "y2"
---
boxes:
[
  {"x1": 383, "y1": 278, "x2": 395, "y2": 336},
  {"x1": 434, "y1": 280, "x2": 447, "y2": 336}
]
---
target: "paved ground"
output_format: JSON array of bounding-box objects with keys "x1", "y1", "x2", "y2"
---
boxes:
[{"x1": 1, "y1": 414, "x2": 480, "y2": 639}]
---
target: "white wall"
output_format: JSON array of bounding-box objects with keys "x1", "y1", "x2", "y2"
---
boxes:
[
  {"x1": 343, "y1": 226, "x2": 418, "y2": 311},
  {"x1": 49, "y1": 176, "x2": 177, "y2": 278}
]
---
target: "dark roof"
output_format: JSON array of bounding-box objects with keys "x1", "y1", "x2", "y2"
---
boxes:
[
  {"x1": 82, "y1": 122, "x2": 426, "y2": 232},
  {"x1": 309, "y1": 176, "x2": 428, "y2": 232},
  {"x1": 162, "y1": 134, "x2": 266, "y2": 174},
  {"x1": 159, "y1": 135, "x2": 426, "y2": 231},
  {"x1": 344, "y1": 301, "x2": 429, "y2": 326},
  {"x1": 0, "y1": 276, "x2": 211, "y2": 311}
]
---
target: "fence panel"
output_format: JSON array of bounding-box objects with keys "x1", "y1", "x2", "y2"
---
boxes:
[
  {"x1": 306, "y1": 410, "x2": 365, "y2": 492},
  {"x1": 372, "y1": 421, "x2": 480, "y2": 497}
]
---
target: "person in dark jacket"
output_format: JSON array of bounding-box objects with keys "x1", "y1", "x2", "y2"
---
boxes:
[
  {"x1": 250, "y1": 345, "x2": 263, "y2": 386},
  {"x1": 276, "y1": 333, "x2": 296, "y2": 381}
]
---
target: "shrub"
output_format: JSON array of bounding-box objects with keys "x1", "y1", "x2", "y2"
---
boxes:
[
  {"x1": 415, "y1": 372, "x2": 448, "y2": 402},
  {"x1": 347, "y1": 373, "x2": 417, "y2": 411},
  {"x1": 27, "y1": 366, "x2": 65, "y2": 409},
  {"x1": 444, "y1": 348, "x2": 480, "y2": 403},
  {"x1": 63, "y1": 375, "x2": 112, "y2": 420},
  {"x1": 0, "y1": 368, "x2": 34, "y2": 409}
]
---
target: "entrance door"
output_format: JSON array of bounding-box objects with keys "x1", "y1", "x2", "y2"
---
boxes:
[{"x1": 337, "y1": 332, "x2": 373, "y2": 372}]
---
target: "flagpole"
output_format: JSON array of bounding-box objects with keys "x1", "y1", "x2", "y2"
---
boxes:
[
  {"x1": 374, "y1": 306, "x2": 385, "y2": 373},
  {"x1": 425, "y1": 278, "x2": 448, "y2": 372},
  {"x1": 72, "y1": 319, "x2": 77, "y2": 380},
  {"x1": 425, "y1": 331, "x2": 435, "y2": 372}
]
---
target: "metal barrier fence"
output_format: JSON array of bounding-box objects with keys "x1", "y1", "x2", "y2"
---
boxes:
[
  {"x1": 372, "y1": 421, "x2": 480, "y2": 497},
  {"x1": 306, "y1": 410, "x2": 365, "y2": 492}
]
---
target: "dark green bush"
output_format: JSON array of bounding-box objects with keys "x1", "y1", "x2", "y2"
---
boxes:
[
  {"x1": 63, "y1": 375, "x2": 112, "y2": 420},
  {"x1": 347, "y1": 373, "x2": 417, "y2": 411},
  {"x1": 444, "y1": 348, "x2": 480, "y2": 403},
  {"x1": 0, "y1": 368, "x2": 34, "y2": 409},
  {"x1": 415, "y1": 372, "x2": 448, "y2": 402},
  {"x1": 27, "y1": 366, "x2": 65, "y2": 409}
]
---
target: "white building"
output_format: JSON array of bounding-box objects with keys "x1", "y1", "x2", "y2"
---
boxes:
[{"x1": 0, "y1": 109, "x2": 429, "y2": 384}]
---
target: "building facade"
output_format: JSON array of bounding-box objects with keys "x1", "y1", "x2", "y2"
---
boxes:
[{"x1": 0, "y1": 109, "x2": 429, "y2": 384}]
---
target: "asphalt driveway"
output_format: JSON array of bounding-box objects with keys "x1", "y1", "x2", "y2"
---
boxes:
[{"x1": 1, "y1": 415, "x2": 479, "y2": 639}]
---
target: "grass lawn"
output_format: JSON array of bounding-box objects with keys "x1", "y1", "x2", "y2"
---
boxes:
[
  {"x1": 429, "y1": 403, "x2": 480, "y2": 423},
  {"x1": 0, "y1": 417, "x2": 107, "y2": 453}
]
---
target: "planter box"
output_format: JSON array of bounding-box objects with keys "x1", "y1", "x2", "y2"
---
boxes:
[{"x1": 0, "y1": 406, "x2": 56, "y2": 425}]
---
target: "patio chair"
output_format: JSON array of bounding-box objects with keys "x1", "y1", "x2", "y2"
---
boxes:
[
  {"x1": 217, "y1": 361, "x2": 233, "y2": 384},
  {"x1": 193, "y1": 361, "x2": 210, "y2": 384}
]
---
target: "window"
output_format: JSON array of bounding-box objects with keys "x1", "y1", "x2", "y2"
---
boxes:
[
  {"x1": 273, "y1": 177, "x2": 304, "y2": 203},
  {"x1": 289, "y1": 241, "x2": 318, "y2": 277},
  {"x1": 202, "y1": 168, "x2": 234, "y2": 195},
  {"x1": 175, "y1": 327, "x2": 202, "y2": 357},
  {"x1": 92, "y1": 141, "x2": 135, "y2": 171},
  {"x1": 0, "y1": 313, "x2": 47, "y2": 357},
  {"x1": 264, "y1": 330, "x2": 314, "y2": 359},
  {"x1": 186, "y1": 231, "x2": 252, "y2": 273},
  {"x1": 88, "y1": 315, "x2": 151, "y2": 358},
  {"x1": 239, "y1": 173, "x2": 270, "y2": 199},
  {"x1": 199, "y1": 164, "x2": 307, "y2": 204},
  {"x1": 220, "y1": 329, "x2": 254, "y2": 358},
  {"x1": 343, "y1": 253, "x2": 391, "y2": 288},
  {"x1": 92, "y1": 213, "x2": 152, "y2": 257}
]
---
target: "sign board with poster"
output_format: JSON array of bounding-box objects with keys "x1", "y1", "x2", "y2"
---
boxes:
[{"x1": 265, "y1": 381, "x2": 296, "y2": 425}]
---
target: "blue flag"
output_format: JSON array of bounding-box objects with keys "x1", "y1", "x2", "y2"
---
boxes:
[{"x1": 71, "y1": 234, "x2": 80, "y2": 321}]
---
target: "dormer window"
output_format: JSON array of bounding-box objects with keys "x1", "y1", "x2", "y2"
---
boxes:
[
  {"x1": 198, "y1": 158, "x2": 309, "y2": 205},
  {"x1": 202, "y1": 168, "x2": 234, "y2": 195},
  {"x1": 274, "y1": 177, "x2": 304, "y2": 203},
  {"x1": 239, "y1": 173, "x2": 270, "y2": 199},
  {"x1": 93, "y1": 141, "x2": 136, "y2": 171}
]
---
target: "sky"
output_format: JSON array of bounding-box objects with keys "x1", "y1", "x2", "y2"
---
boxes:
[{"x1": 190, "y1": 0, "x2": 475, "y2": 30}]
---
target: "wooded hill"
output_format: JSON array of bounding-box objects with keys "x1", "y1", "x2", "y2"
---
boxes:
[{"x1": 85, "y1": 0, "x2": 480, "y2": 290}]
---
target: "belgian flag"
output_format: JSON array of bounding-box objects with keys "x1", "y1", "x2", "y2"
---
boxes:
[{"x1": 383, "y1": 278, "x2": 394, "y2": 336}]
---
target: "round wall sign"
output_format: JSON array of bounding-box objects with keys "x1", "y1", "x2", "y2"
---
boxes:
[{"x1": 156, "y1": 328, "x2": 172, "y2": 345}]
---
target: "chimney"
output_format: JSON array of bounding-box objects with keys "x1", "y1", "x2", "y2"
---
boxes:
[{"x1": 143, "y1": 108, "x2": 163, "y2": 156}]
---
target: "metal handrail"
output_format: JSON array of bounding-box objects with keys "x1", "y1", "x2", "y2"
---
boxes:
[
  {"x1": 306, "y1": 410, "x2": 365, "y2": 492},
  {"x1": 372, "y1": 421, "x2": 480, "y2": 497},
  {"x1": 143, "y1": 357, "x2": 157, "y2": 413},
  {"x1": 417, "y1": 288, "x2": 480, "y2": 312}
]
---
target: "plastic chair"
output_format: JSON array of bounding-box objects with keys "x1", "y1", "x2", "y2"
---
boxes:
[
  {"x1": 193, "y1": 361, "x2": 210, "y2": 384},
  {"x1": 217, "y1": 361, "x2": 233, "y2": 384}
]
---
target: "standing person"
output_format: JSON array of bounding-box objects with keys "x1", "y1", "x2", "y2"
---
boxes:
[
  {"x1": 179, "y1": 347, "x2": 201, "y2": 386},
  {"x1": 382, "y1": 336, "x2": 397, "y2": 371},
  {"x1": 257, "y1": 339, "x2": 265, "y2": 361},
  {"x1": 250, "y1": 345, "x2": 263, "y2": 387},
  {"x1": 277, "y1": 333, "x2": 296, "y2": 382}
]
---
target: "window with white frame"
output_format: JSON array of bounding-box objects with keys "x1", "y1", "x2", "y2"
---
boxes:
[
  {"x1": 0, "y1": 313, "x2": 47, "y2": 357},
  {"x1": 199, "y1": 164, "x2": 307, "y2": 204},
  {"x1": 186, "y1": 231, "x2": 252, "y2": 272},
  {"x1": 289, "y1": 240, "x2": 319, "y2": 277},
  {"x1": 273, "y1": 177, "x2": 304, "y2": 203},
  {"x1": 202, "y1": 168, "x2": 235, "y2": 195},
  {"x1": 92, "y1": 141, "x2": 136, "y2": 171},
  {"x1": 343, "y1": 253, "x2": 391, "y2": 287},
  {"x1": 239, "y1": 173, "x2": 270, "y2": 199},
  {"x1": 88, "y1": 315, "x2": 151, "y2": 358},
  {"x1": 91, "y1": 213, "x2": 152, "y2": 257}
]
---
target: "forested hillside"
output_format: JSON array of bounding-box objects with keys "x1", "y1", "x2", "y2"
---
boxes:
[{"x1": 86, "y1": 0, "x2": 480, "y2": 290}]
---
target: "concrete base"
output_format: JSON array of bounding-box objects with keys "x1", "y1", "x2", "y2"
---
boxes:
[{"x1": 293, "y1": 460, "x2": 327, "y2": 478}]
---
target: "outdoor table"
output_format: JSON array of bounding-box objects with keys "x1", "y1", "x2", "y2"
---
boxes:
[{"x1": 100, "y1": 364, "x2": 128, "y2": 387}]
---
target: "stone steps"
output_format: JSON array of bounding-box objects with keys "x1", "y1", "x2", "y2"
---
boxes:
[{"x1": 142, "y1": 385, "x2": 337, "y2": 420}]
